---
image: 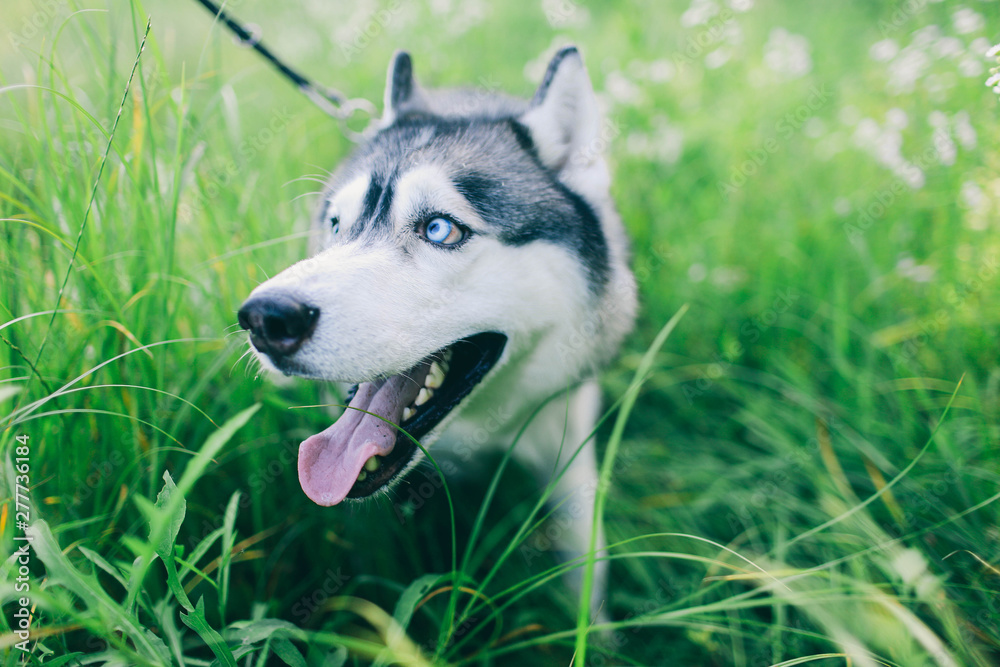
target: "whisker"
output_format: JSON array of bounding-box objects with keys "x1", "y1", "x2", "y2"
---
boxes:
[
  {"x1": 283, "y1": 174, "x2": 330, "y2": 188},
  {"x1": 231, "y1": 346, "x2": 254, "y2": 375},
  {"x1": 305, "y1": 163, "x2": 336, "y2": 179},
  {"x1": 291, "y1": 190, "x2": 325, "y2": 203}
]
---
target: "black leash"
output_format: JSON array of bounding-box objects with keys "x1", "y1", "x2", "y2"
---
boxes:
[{"x1": 192, "y1": 0, "x2": 376, "y2": 140}]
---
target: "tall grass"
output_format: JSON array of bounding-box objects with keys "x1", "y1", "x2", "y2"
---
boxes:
[{"x1": 2, "y1": 0, "x2": 999, "y2": 665}]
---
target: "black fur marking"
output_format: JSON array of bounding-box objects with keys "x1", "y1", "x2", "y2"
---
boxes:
[
  {"x1": 495, "y1": 175, "x2": 610, "y2": 290},
  {"x1": 350, "y1": 172, "x2": 398, "y2": 239},
  {"x1": 508, "y1": 119, "x2": 536, "y2": 154},
  {"x1": 389, "y1": 51, "x2": 414, "y2": 110},
  {"x1": 331, "y1": 115, "x2": 611, "y2": 293},
  {"x1": 376, "y1": 179, "x2": 395, "y2": 222},
  {"x1": 453, "y1": 172, "x2": 501, "y2": 221},
  {"x1": 530, "y1": 46, "x2": 579, "y2": 107},
  {"x1": 360, "y1": 174, "x2": 383, "y2": 223}
]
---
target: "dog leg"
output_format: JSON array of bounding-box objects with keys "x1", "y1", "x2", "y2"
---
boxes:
[
  {"x1": 551, "y1": 438, "x2": 610, "y2": 624},
  {"x1": 516, "y1": 380, "x2": 610, "y2": 623}
]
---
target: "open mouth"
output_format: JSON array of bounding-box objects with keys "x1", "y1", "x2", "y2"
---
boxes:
[{"x1": 297, "y1": 332, "x2": 507, "y2": 505}]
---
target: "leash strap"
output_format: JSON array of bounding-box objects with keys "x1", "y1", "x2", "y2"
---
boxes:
[{"x1": 192, "y1": 0, "x2": 377, "y2": 141}]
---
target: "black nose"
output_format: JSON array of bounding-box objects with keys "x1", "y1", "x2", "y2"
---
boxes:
[{"x1": 237, "y1": 295, "x2": 320, "y2": 358}]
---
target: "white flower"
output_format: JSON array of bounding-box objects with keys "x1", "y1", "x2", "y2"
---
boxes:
[
  {"x1": 852, "y1": 118, "x2": 881, "y2": 146},
  {"x1": 912, "y1": 25, "x2": 942, "y2": 49},
  {"x1": 647, "y1": 59, "x2": 676, "y2": 82},
  {"x1": 605, "y1": 71, "x2": 643, "y2": 106},
  {"x1": 958, "y1": 56, "x2": 983, "y2": 77},
  {"x1": 886, "y1": 108, "x2": 908, "y2": 130},
  {"x1": 928, "y1": 110, "x2": 948, "y2": 128},
  {"x1": 887, "y1": 47, "x2": 930, "y2": 93},
  {"x1": 870, "y1": 39, "x2": 899, "y2": 62},
  {"x1": 838, "y1": 105, "x2": 861, "y2": 126},
  {"x1": 987, "y1": 43, "x2": 1000, "y2": 59},
  {"x1": 803, "y1": 117, "x2": 825, "y2": 138},
  {"x1": 902, "y1": 165, "x2": 926, "y2": 189},
  {"x1": 933, "y1": 128, "x2": 956, "y2": 166},
  {"x1": 705, "y1": 47, "x2": 731, "y2": 69},
  {"x1": 934, "y1": 37, "x2": 963, "y2": 59},
  {"x1": 728, "y1": 0, "x2": 753, "y2": 11},
  {"x1": 681, "y1": 0, "x2": 719, "y2": 28},
  {"x1": 764, "y1": 28, "x2": 812, "y2": 79},
  {"x1": 625, "y1": 117, "x2": 684, "y2": 165},
  {"x1": 952, "y1": 8, "x2": 984, "y2": 35},
  {"x1": 895, "y1": 258, "x2": 936, "y2": 283},
  {"x1": 953, "y1": 111, "x2": 977, "y2": 150},
  {"x1": 711, "y1": 266, "x2": 747, "y2": 289},
  {"x1": 960, "y1": 181, "x2": 984, "y2": 209}
]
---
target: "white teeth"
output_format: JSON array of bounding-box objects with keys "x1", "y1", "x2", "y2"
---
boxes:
[
  {"x1": 357, "y1": 470, "x2": 367, "y2": 482},
  {"x1": 403, "y1": 407, "x2": 415, "y2": 421},
  {"x1": 364, "y1": 456, "x2": 380, "y2": 472},
  {"x1": 415, "y1": 387, "x2": 433, "y2": 406},
  {"x1": 426, "y1": 362, "x2": 445, "y2": 389}
]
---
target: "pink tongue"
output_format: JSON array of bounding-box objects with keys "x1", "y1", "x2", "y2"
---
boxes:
[{"x1": 298, "y1": 366, "x2": 427, "y2": 506}]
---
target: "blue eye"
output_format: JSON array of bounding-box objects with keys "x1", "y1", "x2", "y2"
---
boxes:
[
  {"x1": 421, "y1": 216, "x2": 466, "y2": 246},
  {"x1": 426, "y1": 218, "x2": 450, "y2": 242}
]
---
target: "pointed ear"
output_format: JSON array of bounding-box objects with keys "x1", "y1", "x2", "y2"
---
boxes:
[
  {"x1": 382, "y1": 50, "x2": 429, "y2": 126},
  {"x1": 518, "y1": 46, "x2": 603, "y2": 172}
]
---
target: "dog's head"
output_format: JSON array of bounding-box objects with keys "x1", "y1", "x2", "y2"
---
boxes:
[{"x1": 238, "y1": 47, "x2": 635, "y2": 506}]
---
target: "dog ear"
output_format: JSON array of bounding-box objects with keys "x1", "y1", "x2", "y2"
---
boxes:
[
  {"x1": 382, "y1": 50, "x2": 429, "y2": 126},
  {"x1": 519, "y1": 46, "x2": 603, "y2": 173}
]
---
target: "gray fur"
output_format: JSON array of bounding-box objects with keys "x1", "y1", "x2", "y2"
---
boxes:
[{"x1": 321, "y1": 51, "x2": 611, "y2": 291}]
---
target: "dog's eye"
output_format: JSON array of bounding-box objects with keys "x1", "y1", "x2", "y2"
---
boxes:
[
  {"x1": 420, "y1": 217, "x2": 466, "y2": 246},
  {"x1": 324, "y1": 202, "x2": 340, "y2": 234}
]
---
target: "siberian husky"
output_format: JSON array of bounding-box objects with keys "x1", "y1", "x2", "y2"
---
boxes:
[{"x1": 237, "y1": 46, "x2": 637, "y2": 612}]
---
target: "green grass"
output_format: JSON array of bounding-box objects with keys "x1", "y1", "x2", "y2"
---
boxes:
[{"x1": 2, "y1": 0, "x2": 999, "y2": 664}]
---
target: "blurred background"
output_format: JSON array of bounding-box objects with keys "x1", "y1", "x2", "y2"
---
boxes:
[{"x1": 1, "y1": 0, "x2": 999, "y2": 665}]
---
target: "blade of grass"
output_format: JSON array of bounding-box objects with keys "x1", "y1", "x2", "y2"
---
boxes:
[
  {"x1": 573, "y1": 304, "x2": 688, "y2": 664},
  {"x1": 25, "y1": 19, "x2": 151, "y2": 400}
]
